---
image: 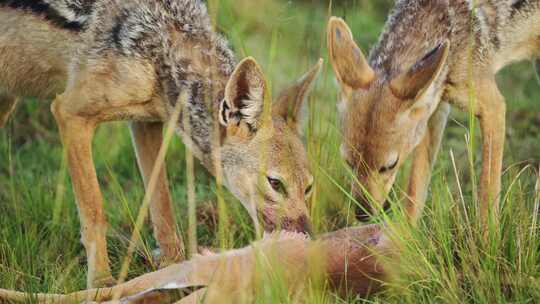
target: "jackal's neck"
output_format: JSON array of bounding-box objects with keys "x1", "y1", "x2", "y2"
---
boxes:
[
  {"x1": 79, "y1": 0, "x2": 237, "y2": 171},
  {"x1": 369, "y1": 0, "x2": 539, "y2": 78},
  {"x1": 161, "y1": 28, "x2": 236, "y2": 170},
  {"x1": 368, "y1": 0, "x2": 459, "y2": 79}
]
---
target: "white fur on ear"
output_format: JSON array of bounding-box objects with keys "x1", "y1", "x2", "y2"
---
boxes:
[
  {"x1": 219, "y1": 85, "x2": 264, "y2": 128},
  {"x1": 239, "y1": 85, "x2": 264, "y2": 127},
  {"x1": 222, "y1": 57, "x2": 267, "y2": 130}
]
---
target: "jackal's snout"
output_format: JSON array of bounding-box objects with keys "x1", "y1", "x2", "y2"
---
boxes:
[
  {"x1": 284, "y1": 214, "x2": 313, "y2": 235},
  {"x1": 354, "y1": 195, "x2": 391, "y2": 222},
  {"x1": 354, "y1": 196, "x2": 376, "y2": 222},
  {"x1": 352, "y1": 186, "x2": 376, "y2": 222},
  {"x1": 261, "y1": 212, "x2": 313, "y2": 236},
  {"x1": 351, "y1": 175, "x2": 394, "y2": 222}
]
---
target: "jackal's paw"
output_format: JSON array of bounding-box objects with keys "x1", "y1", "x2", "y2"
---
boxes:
[
  {"x1": 188, "y1": 246, "x2": 217, "y2": 258},
  {"x1": 152, "y1": 248, "x2": 185, "y2": 268},
  {"x1": 91, "y1": 274, "x2": 116, "y2": 289},
  {"x1": 197, "y1": 246, "x2": 216, "y2": 257}
]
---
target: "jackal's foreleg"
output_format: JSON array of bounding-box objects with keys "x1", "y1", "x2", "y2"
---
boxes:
[
  {"x1": 130, "y1": 122, "x2": 185, "y2": 264},
  {"x1": 406, "y1": 102, "x2": 450, "y2": 223},
  {"x1": 49, "y1": 56, "x2": 160, "y2": 288},
  {"x1": 476, "y1": 80, "x2": 506, "y2": 229},
  {"x1": 51, "y1": 93, "x2": 114, "y2": 288},
  {"x1": 0, "y1": 92, "x2": 19, "y2": 128}
]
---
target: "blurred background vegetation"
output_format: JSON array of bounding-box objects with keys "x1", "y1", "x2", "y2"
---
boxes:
[{"x1": 0, "y1": 0, "x2": 538, "y2": 302}]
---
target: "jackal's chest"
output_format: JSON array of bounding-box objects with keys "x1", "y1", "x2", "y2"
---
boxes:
[{"x1": 175, "y1": 97, "x2": 218, "y2": 164}]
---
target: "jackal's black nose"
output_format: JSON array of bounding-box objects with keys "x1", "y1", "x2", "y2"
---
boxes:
[
  {"x1": 299, "y1": 215, "x2": 314, "y2": 236},
  {"x1": 281, "y1": 215, "x2": 313, "y2": 236},
  {"x1": 355, "y1": 200, "x2": 391, "y2": 222},
  {"x1": 355, "y1": 207, "x2": 371, "y2": 222}
]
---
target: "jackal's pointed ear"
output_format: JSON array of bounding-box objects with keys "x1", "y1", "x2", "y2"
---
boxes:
[
  {"x1": 220, "y1": 57, "x2": 267, "y2": 134},
  {"x1": 327, "y1": 17, "x2": 375, "y2": 90},
  {"x1": 390, "y1": 41, "x2": 450, "y2": 102},
  {"x1": 273, "y1": 59, "x2": 323, "y2": 134},
  {"x1": 534, "y1": 59, "x2": 540, "y2": 85}
]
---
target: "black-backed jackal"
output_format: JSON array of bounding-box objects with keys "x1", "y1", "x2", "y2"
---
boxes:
[
  {"x1": 0, "y1": 0, "x2": 322, "y2": 287},
  {"x1": 328, "y1": 0, "x2": 540, "y2": 225}
]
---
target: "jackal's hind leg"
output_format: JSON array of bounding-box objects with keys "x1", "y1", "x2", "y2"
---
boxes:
[
  {"x1": 0, "y1": 92, "x2": 19, "y2": 128},
  {"x1": 405, "y1": 102, "x2": 450, "y2": 223},
  {"x1": 130, "y1": 122, "x2": 185, "y2": 265}
]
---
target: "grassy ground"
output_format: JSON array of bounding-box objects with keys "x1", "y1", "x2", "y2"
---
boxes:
[{"x1": 1, "y1": 0, "x2": 539, "y2": 303}]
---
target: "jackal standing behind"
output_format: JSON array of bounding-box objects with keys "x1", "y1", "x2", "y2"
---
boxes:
[{"x1": 327, "y1": 0, "x2": 540, "y2": 224}]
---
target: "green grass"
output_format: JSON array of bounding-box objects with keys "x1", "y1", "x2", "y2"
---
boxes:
[{"x1": 1, "y1": 0, "x2": 539, "y2": 303}]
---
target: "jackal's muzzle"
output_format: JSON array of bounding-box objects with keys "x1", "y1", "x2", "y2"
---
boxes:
[
  {"x1": 261, "y1": 213, "x2": 313, "y2": 236},
  {"x1": 352, "y1": 184, "x2": 391, "y2": 222}
]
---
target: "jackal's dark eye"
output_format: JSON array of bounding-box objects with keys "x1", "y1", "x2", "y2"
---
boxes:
[
  {"x1": 379, "y1": 157, "x2": 399, "y2": 174},
  {"x1": 267, "y1": 177, "x2": 286, "y2": 195},
  {"x1": 305, "y1": 184, "x2": 313, "y2": 196}
]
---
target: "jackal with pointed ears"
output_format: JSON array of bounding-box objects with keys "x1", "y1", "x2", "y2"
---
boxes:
[
  {"x1": 0, "y1": 0, "x2": 322, "y2": 288},
  {"x1": 327, "y1": 0, "x2": 539, "y2": 223}
]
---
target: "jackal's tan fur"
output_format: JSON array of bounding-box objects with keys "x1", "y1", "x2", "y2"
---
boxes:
[
  {"x1": 328, "y1": 0, "x2": 540, "y2": 225},
  {"x1": 0, "y1": 0, "x2": 322, "y2": 288}
]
